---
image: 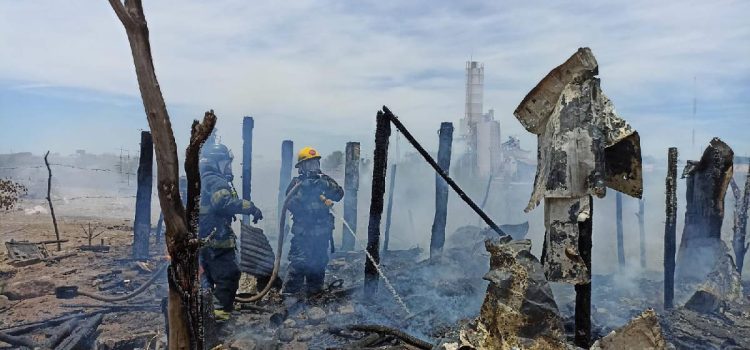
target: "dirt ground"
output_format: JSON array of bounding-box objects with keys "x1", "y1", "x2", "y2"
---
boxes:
[{"x1": 0, "y1": 198, "x2": 168, "y2": 349}]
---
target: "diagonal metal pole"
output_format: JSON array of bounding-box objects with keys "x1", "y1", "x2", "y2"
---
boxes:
[{"x1": 381, "y1": 106, "x2": 507, "y2": 237}]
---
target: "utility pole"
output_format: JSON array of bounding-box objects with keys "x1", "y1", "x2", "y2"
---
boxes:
[{"x1": 430, "y1": 122, "x2": 453, "y2": 258}]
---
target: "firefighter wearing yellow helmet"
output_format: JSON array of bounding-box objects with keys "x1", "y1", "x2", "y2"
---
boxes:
[{"x1": 282, "y1": 147, "x2": 344, "y2": 297}]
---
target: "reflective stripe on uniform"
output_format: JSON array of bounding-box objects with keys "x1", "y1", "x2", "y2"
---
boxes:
[{"x1": 211, "y1": 189, "x2": 233, "y2": 205}]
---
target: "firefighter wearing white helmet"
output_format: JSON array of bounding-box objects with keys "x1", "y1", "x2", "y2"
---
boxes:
[
  {"x1": 198, "y1": 141, "x2": 263, "y2": 320},
  {"x1": 282, "y1": 147, "x2": 344, "y2": 297}
]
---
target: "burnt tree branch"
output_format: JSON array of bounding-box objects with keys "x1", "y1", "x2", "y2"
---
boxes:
[
  {"x1": 44, "y1": 151, "x2": 61, "y2": 251},
  {"x1": 108, "y1": 1, "x2": 212, "y2": 348}
]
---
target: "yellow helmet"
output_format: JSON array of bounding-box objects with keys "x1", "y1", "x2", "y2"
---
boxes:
[{"x1": 296, "y1": 147, "x2": 321, "y2": 167}]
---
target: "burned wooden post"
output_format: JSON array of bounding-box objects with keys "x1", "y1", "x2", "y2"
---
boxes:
[
  {"x1": 513, "y1": 48, "x2": 643, "y2": 348},
  {"x1": 637, "y1": 199, "x2": 646, "y2": 269},
  {"x1": 664, "y1": 147, "x2": 678, "y2": 309},
  {"x1": 730, "y1": 169, "x2": 750, "y2": 275},
  {"x1": 133, "y1": 131, "x2": 153, "y2": 259},
  {"x1": 365, "y1": 110, "x2": 391, "y2": 298},
  {"x1": 575, "y1": 196, "x2": 593, "y2": 348},
  {"x1": 342, "y1": 142, "x2": 360, "y2": 251},
  {"x1": 383, "y1": 164, "x2": 397, "y2": 252},
  {"x1": 277, "y1": 140, "x2": 294, "y2": 232},
  {"x1": 616, "y1": 191, "x2": 625, "y2": 268},
  {"x1": 676, "y1": 138, "x2": 733, "y2": 283},
  {"x1": 430, "y1": 122, "x2": 454, "y2": 258},
  {"x1": 43, "y1": 151, "x2": 61, "y2": 251},
  {"x1": 155, "y1": 213, "x2": 164, "y2": 246},
  {"x1": 242, "y1": 116, "x2": 254, "y2": 224}
]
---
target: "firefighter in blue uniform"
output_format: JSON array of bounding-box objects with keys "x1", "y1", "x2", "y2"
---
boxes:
[
  {"x1": 198, "y1": 142, "x2": 263, "y2": 320},
  {"x1": 283, "y1": 147, "x2": 344, "y2": 297}
]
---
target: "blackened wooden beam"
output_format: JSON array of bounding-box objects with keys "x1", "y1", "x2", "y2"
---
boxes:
[
  {"x1": 365, "y1": 110, "x2": 391, "y2": 298},
  {"x1": 616, "y1": 191, "x2": 625, "y2": 268},
  {"x1": 430, "y1": 122, "x2": 453, "y2": 258},
  {"x1": 133, "y1": 131, "x2": 153, "y2": 259},
  {"x1": 664, "y1": 147, "x2": 678, "y2": 309},
  {"x1": 574, "y1": 195, "x2": 593, "y2": 348}
]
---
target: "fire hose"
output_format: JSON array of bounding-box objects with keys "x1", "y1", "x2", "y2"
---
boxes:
[
  {"x1": 235, "y1": 182, "x2": 302, "y2": 303},
  {"x1": 56, "y1": 262, "x2": 168, "y2": 302},
  {"x1": 235, "y1": 183, "x2": 411, "y2": 317}
]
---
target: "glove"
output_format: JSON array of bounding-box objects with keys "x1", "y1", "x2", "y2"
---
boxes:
[
  {"x1": 251, "y1": 206, "x2": 263, "y2": 224},
  {"x1": 319, "y1": 195, "x2": 334, "y2": 207}
]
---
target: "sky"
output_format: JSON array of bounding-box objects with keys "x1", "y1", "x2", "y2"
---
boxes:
[{"x1": 0, "y1": 0, "x2": 748, "y2": 161}]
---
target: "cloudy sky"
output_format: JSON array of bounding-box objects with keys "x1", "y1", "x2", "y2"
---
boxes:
[{"x1": 0, "y1": 0, "x2": 748, "y2": 161}]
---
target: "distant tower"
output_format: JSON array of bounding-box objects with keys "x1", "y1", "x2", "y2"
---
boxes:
[
  {"x1": 459, "y1": 61, "x2": 501, "y2": 178},
  {"x1": 462, "y1": 61, "x2": 484, "y2": 146}
]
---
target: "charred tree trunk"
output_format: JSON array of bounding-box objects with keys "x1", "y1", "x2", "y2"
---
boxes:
[
  {"x1": 664, "y1": 147, "x2": 678, "y2": 309},
  {"x1": 637, "y1": 199, "x2": 646, "y2": 269},
  {"x1": 242, "y1": 116, "x2": 254, "y2": 224},
  {"x1": 575, "y1": 195, "x2": 593, "y2": 348},
  {"x1": 731, "y1": 171, "x2": 750, "y2": 275},
  {"x1": 133, "y1": 131, "x2": 153, "y2": 259},
  {"x1": 430, "y1": 122, "x2": 453, "y2": 258},
  {"x1": 616, "y1": 191, "x2": 625, "y2": 268},
  {"x1": 342, "y1": 142, "x2": 360, "y2": 251},
  {"x1": 366, "y1": 110, "x2": 391, "y2": 298},
  {"x1": 108, "y1": 1, "x2": 216, "y2": 348},
  {"x1": 277, "y1": 140, "x2": 294, "y2": 237},
  {"x1": 43, "y1": 151, "x2": 61, "y2": 251},
  {"x1": 383, "y1": 164, "x2": 397, "y2": 252},
  {"x1": 676, "y1": 138, "x2": 733, "y2": 283}
]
